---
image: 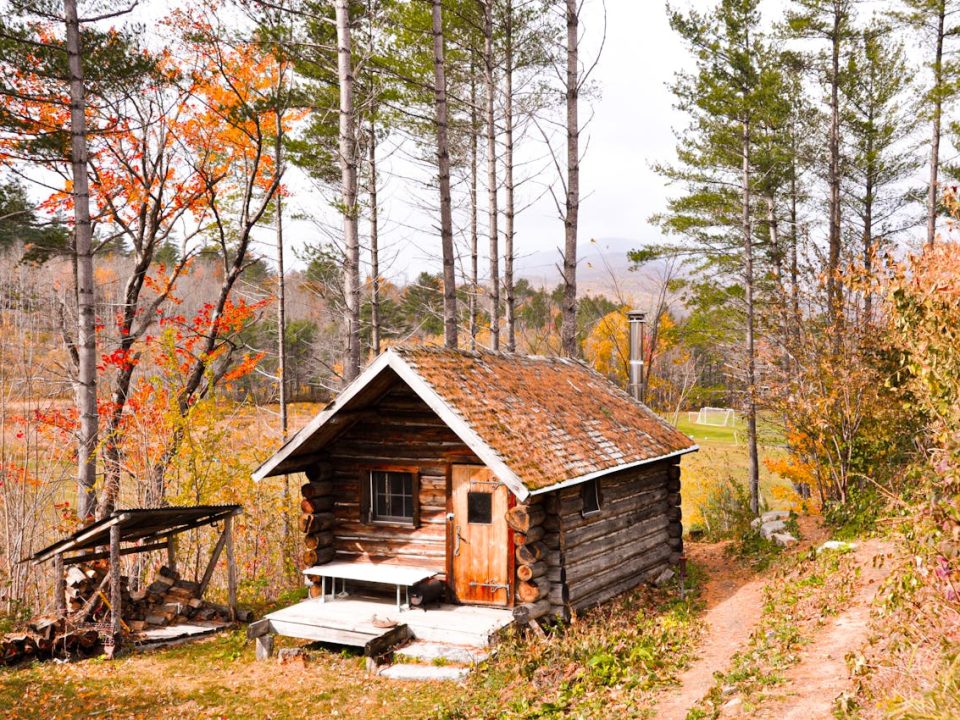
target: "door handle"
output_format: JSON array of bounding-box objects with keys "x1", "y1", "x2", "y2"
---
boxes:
[{"x1": 454, "y1": 524, "x2": 461, "y2": 557}]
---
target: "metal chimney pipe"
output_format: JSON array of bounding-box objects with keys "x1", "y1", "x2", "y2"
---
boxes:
[{"x1": 627, "y1": 310, "x2": 646, "y2": 401}]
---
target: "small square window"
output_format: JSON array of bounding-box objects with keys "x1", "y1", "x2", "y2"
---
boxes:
[
  {"x1": 370, "y1": 471, "x2": 415, "y2": 523},
  {"x1": 581, "y1": 479, "x2": 602, "y2": 515},
  {"x1": 467, "y1": 491, "x2": 492, "y2": 524}
]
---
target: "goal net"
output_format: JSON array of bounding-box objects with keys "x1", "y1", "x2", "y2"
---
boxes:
[{"x1": 689, "y1": 407, "x2": 736, "y2": 427}]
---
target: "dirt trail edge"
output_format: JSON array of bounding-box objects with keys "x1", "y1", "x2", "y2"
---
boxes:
[
  {"x1": 653, "y1": 543, "x2": 768, "y2": 720},
  {"x1": 752, "y1": 537, "x2": 895, "y2": 720}
]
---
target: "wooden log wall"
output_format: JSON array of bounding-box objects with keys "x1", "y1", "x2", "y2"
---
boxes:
[
  {"x1": 322, "y1": 383, "x2": 480, "y2": 569},
  {"x1": 300, "y1": 463, "x2": 335, "y2": 568},
  {"x1": 553, "y1": 460, "x2": 683, "y2": 612},
  {"x1": 508, "y1": 495, "x2": 565, "y2": 624}
]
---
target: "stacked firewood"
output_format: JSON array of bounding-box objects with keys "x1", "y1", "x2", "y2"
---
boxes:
[
  {"x1": 0, "y1": 562, "x2": 235, "y2": 666},
  {"x1": 508, "y1": 497, "x2": 553, "y2": 624},
  {"x1": 0, "y1": 616, "x2": 98, "y2": 666},
  {"x1": 300, "y1": 463, "x2": 335, "y2": 569},
  {"x1": 666, "y1": 464, "x2": 684, "y2": 559}
]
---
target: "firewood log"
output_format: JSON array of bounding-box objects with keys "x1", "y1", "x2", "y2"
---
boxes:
[
  {"x1": 512, "y1": 599, "x2": 550, "y2": 624},
  {"x1": 513, "y1": 525, "x2": 545, "y2": 545},
  {"x1": 517, "y1": 561, "x2": 547, "y2": 582},
  {"x1": 300, "y1": 496, "x2": 334, "y2": 514},
  {"x1": 303, "y1": 531, "x2": 334, "y2": 550},
  {"x1": 308, "y1": 583, "x2": 324, "y2": 599},
  {"x1": 302, "y1": 547, "x2": 335, "y2": 567},
  {"x1": 515, "y1": 541, "x2": 546, "y2": 565},
  {"x1": 516, "y1": 577, "x2": 551, "y2": 603},
  {"x1": 299, "y1": 512, "x2": 335, "y2": 534},
  {"x1": 505, "y1": 505, "x2": 546, "y2": 533},
  {"x1": 301, "y1": 481, "x2": 333, "y2": 499}
]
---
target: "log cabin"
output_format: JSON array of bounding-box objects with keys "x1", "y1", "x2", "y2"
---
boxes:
[{"x1": 250, "y1": 345, "x2": 697, "y2": 653}]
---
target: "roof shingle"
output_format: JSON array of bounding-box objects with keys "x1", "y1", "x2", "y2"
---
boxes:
[{"x1": 390, "y1": 346, "x2": 695, "y2": 491}]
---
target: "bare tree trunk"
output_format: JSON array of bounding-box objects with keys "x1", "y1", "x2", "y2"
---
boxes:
[
  {"x1": 560, "y1": 0, "x2": 580, "y2": 358},
  {"x1": 863, "y1": 119, "x2": 875, "y2": 321},
  {"x1": 368, "y1": 120, "x2": 381, "y2": 355},
  {"x1": 469, "y1": 64, "x2": 479, "y2": 352},
  {"x1": 504, "y1": 0, "x2": 516, "y2": 352},
  {"x1": 927, "y1": 3, "x2": 945, "y2": 247},
  {"x1": 64, "y1": 0, "x2": 98, "y2": 521},
  {"x1": 275, "y1": 112, "x2": 290, "y2": 554},
  {"x1": 789, "y1": 171, "x2": 801, "y2": 344},
  {"x1": 336, "y1": 0, "x2": 361, "y2": 382},
  {"x1": 483, "y1": 0, "x2": 499, "y2": 350},
  {"x1": 743, "y1": 118, "x2": 760, "y2": 517},
  {"x1": 826, "y1": 1, "x2": 842, "y2": 325},
  {"x1": 432, "y1": 0, "x2": 458, "y2": 349}
]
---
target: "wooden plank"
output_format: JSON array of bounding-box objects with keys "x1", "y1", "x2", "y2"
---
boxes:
[
  {"x1": 62, "y1": 540, "x2": 169, "y2": 565},
  {"x1": 198, "y1": 524, "x2": 229, "y2": 597},
  {"x1": 109, "y1": 524, "x2": 122, "y2": 641},
  {"x1": 53, "y1": 553, "x2": 65, "y2": 616},
  {"x1": 225, "y1": 515, "x2": 237, "y2": 620}
]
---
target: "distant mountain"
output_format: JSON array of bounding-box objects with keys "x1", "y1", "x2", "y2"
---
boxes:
[{"x1": 514, "y1": 237, "x2": 667, "y2": 303}]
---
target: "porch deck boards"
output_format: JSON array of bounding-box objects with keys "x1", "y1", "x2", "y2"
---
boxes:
[{"x1": 264, "y1": 595, "x2": 513, "y2": 649}]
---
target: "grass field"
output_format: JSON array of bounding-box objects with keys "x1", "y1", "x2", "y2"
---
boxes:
[{"x1": 671, "y1": 414, "x2": 802, "y2": 532}]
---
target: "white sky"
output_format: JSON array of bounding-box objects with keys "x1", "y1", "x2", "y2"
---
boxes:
[{"x1": 271, "y1": 1, "x2": 693, "y2": 284}]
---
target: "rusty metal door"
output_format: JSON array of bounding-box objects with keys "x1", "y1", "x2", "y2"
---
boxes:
[{"x1": 451, "y1": 465, "x2": 510, "y2": 606}]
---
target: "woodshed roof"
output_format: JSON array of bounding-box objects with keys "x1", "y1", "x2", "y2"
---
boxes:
[{"x1": 252, "y1": 346, "x2": 697, "y2": 500}]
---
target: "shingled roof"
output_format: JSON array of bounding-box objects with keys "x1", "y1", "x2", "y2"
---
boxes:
[{"x1": 252, "y1": 346, "x2": 697, "y2": 499}]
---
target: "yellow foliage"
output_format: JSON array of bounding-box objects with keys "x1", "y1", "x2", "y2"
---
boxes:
[{"x1": 584, "y1": 310, "x2": 629, "y2": 385}]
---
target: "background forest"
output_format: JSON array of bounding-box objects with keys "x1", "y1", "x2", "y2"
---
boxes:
[{"x1": 1, "y1": 3, "x2": 960, "y2": 713}]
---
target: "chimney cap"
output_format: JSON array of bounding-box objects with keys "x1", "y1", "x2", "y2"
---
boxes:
[{"x1": 626, "y1": 309, "x2": 646, "y2": 322}]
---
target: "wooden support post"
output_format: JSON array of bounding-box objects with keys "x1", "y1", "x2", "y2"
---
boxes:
[
  {"x1": 53, "y1": 553, "x2": 66, "y2": 617},
  {"x1": 109, "y1": 524, "x2": 122, "y2": 654},
  {"x1": 225, "y1": 514, "x2": 237, "y2": 621},
  {"x1": 255, "y1": 634, "x2": 274, "y2": 661},
  {"x1": 198, "y1": 522, "x2": 230, "y2": 597},
  {"x1": 166, "y1": 535, "x2": 176, "y2": 574}
]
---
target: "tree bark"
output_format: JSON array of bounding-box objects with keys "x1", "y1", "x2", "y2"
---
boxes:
[
  {"x1": 368, "y1": 120, "x2": 381, "y2": 355},
  {"x1": 504, "y1": 0, "x2": 516, "y2": 352},
  {"x1": 560, "y1": 0, "x2": 580, "y2": 358},
  {"x1": 336, "y1": 0, "x2": 361, "y2": 382},
  {"x1": 483, "y1": 0, "x2": 499, "y2": 350},
  {"x1": 64, "y1": 0, "x2": 98, "y2": 521},
  {"x1": 432, "y1": 0, "x2": 458, "y2": 349},
  {"x1": 743, "y1": 118, "x2": 760, "y2": 517},
  {"x1": 927, "y1": 3, "x2": 946, "y2": 247},
  {"x1": 826, "y1": 1, "x2": 842, "y2": 326},
  {"x1": 469, "y1": 62, "x2": 480, "y2": 352}
]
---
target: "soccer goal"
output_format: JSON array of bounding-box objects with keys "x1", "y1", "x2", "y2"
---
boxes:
[{"x1": 688, "y1": 407, "x2": 737, "y2": 427}]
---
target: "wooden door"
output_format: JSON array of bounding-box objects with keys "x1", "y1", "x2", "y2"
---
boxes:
[{"x1": 450, "y1": 465, "x2": 511, "y2": 606}]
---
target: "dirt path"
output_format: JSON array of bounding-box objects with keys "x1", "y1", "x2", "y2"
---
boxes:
[
  {"x1": 752, "y1": 537, "x2": 895, "y2": 720},
  {"x1": 653, "y1": 540, "x2": 768, "y2": 720},
  {"x1": 653, "y1": 518, "x2": 868, "y2": 720}
]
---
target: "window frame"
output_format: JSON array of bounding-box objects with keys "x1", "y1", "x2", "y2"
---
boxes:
[
  {"x1": 580, "y1": 478, "x2": 603, "y2": 517},
  {"x1": 360, "y1": 465, "x2": 420, "y2": 528}
]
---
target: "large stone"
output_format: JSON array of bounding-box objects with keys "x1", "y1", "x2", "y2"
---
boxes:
[
  {"x1": 760, "y1": 520, "x2": 787, "y2": 540},
  {"x1": 771, "y1": 532, "x2": 797, "y2": 548},
  {"x1": 654, "y1": 568, "x2": 676, "y2": 587},
  {"x1": 378, "y1": 664, "x2": 471, "y2": 681}
]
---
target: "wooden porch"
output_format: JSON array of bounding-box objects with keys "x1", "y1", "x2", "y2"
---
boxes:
[{"x1": 249, "y1": 595, "x2": 514, "y2": 658}]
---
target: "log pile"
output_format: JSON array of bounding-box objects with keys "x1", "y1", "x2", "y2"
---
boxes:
[
  {"x1": 666, "y1": 464, "x2": 683, "y2": 560},
  {"x1": 0, "y1": 562, "x2": 234, "y2": 666},
  {"x1": 300, "y1": 463, "x2": 336, "y2": 568},
  {"x1": 508, "y1": 497, "x2": 556, "y2": 625}
]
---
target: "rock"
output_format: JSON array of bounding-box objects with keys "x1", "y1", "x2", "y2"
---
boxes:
[
  {"x1": 760, "y1": 520, "x2": 787, "y2": 540},
  {"x1": 750, "y1": 517, "x2": 762, "y2": 530},
  {"x1": 378, "y1": 664, "x2": 470, "y2": 681},
  {"x1": 653, "y1": 568, "x2": 675, "y2": 587},
  {"x1": 278, "y1": 647, "x2": 310, "y2": 665},
  {"x1": 771, "y1": 532, "x2": 797, "y2": 547},
  {"x1": 817, "y1": 540, "x2": 857, "y2": 555},
  {"x1": 761, "y1": 510, "x2": 791, "y2": 523}
]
